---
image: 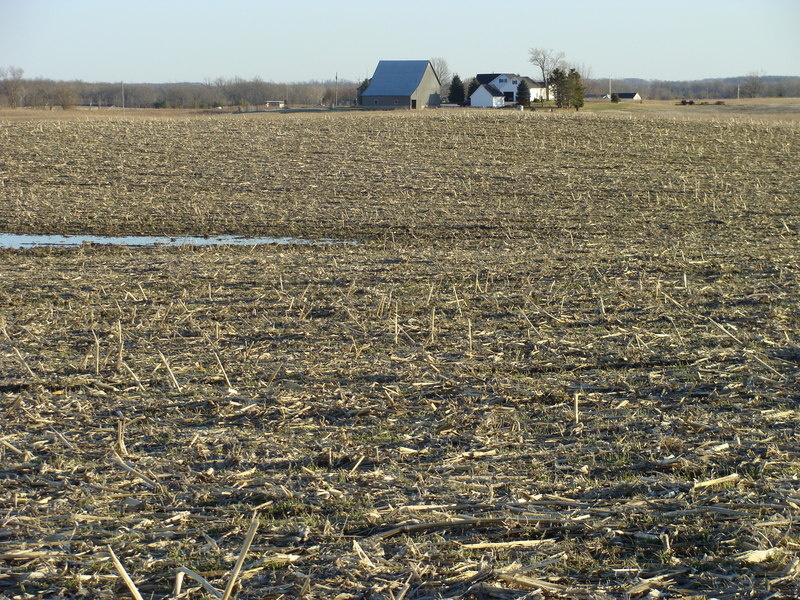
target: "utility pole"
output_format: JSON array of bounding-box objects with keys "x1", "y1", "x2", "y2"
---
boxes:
[
  {"x1": 334, "y1": 72, "x2": 338, "y2": 108},
  {"x1": 121, "y1": 81, "x2": 125, "y2": 114}
]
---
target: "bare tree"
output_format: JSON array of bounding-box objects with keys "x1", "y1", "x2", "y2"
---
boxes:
[
  {"x1": 430, "y1": 57, "x2": 452, "y2": 99},
  {"x1": 568, "y1": 61, "x2": 593, "y2": 83},
  {"x1": 1, "y1": 66, "x2": 26, "y2": 107},
  {"x1": 741, "y1": 71, "x2": 764, "y2": 98},
  {"x1": 528, "y1": 48, "x2": 565, "y2": 100},
  {"x1": 53, "y1": 83, "x2": 80, "y2": 109}
]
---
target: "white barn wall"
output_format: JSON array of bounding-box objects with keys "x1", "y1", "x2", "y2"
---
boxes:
[{"x1": 470, "y1": 86, "x2": 504, "y2": 108}]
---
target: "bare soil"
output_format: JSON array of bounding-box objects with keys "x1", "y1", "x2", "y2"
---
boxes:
[{"x1": 1, "y1": 109, "x2": 798, "y2": 599}]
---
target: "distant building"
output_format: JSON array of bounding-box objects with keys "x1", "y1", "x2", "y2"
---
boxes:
[
  {"x1": 361, "y1": 60, "x2": 441, "y2": 109},
  {"x1": 470, "y1": 84, "x2": 505, "y2": 108},
  {"x1": 606, "y1": 92, "x2": 642, "y2": 101},
  {"x1": 475, "y1": 73, "x2": 550, "y2": 103},
  {"x1": 265, "y1": 101, "x2": 285, "y2": 109}
]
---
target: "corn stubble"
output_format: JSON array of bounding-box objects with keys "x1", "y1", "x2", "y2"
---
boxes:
[{"x1": 1, "y1": 110, "x2": 799, "y2": 599}]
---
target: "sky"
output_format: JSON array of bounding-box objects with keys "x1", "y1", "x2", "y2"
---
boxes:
[{"x1": 1, "y1": 0, "x2": 799, "y2": 84}]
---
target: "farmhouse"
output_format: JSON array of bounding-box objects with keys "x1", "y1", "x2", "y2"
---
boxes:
[
  {"x1": 361, "y1": 60, "x2": 441, "y2": 109},
  {"x1": 470, "y1": 84, "x2": 505, "y2": 108},
  {"x1": 475, "y1": 73, "x2": 550, "y2": 103}
]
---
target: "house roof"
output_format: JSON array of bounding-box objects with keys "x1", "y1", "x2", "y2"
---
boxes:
[
  {"x1": 615, "y1": 92, "x2": 640, "y2": 99},
  {"x1": 472, "y1": 84, "x2": 504, "y2": 98},
  {"x1": 521, "y1": 76, "x2": 546, "y2": 88},
  {"x1": 476, "y1": 73, "x2": 503, "y2": 85},
  {"x1": 362, "y1": 60, "x2": 439, "y2": 96}
]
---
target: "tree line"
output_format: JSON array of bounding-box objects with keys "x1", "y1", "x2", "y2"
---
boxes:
[
  {"x1": 3, "y1": 63, "x2": 797, "y2": 110},
  {"x1": 584, "y1": 74, "x2": 800, "y2": 100},
  {"x1": 0, "y1": 68, "x2": 358, "y2": 109}
]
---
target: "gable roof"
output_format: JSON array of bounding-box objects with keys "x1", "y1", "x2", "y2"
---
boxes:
[
  {"x1": 616, "y1": 92, "x2": 640, "y2": 99},
  {"x1": 363, "y1": 60, "x2": 439, "y2": 96},
  {"x1": 473, "y1": 84, "x2": 504, "y2": 97},
  {"x1": 476, "y1": 73, "x2": 503, "y2": 85},
  {"x1": 521, "y1": 76, "x2": 546, "y2": 88}
]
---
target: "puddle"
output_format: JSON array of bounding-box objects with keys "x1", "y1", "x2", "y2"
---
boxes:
[{"x1": 0, "y1": 233, "x2": 353, "y2": 249}]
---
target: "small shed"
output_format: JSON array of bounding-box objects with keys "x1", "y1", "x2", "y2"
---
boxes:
[
  {"x1": 361, "y1": 60, "x2": 441, "y2": 109},
  {"x1": 470, "y1": 84, "x2": 505, "y2": 108}
]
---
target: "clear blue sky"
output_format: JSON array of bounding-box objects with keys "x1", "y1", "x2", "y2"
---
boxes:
[{"x1": 2, "y1": 0, "x2": 798, "y2": 83}]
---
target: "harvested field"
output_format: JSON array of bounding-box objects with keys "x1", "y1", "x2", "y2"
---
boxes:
[
  {"x1": 583, "y1": 98, "x2": 800, "y2": 122},
  {"x1": 1, "y1": 110, "x2": 799, "y2": 599}
]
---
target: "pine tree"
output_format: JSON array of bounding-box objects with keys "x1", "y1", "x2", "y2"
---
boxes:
[
  {"x1": 467, "y1": 78, "x2": 480, "y2": 98},
  {"x1": 567, "y1": 69, "x2": 585, "y2": 110},
  {"x1": 449, "y1": 74, "x2": 465, "y2": 105},
  {"x1": 549, "y1": 68, "x2": 568, "y2": 108},
  {"x1": 516, "y1": 79, "x2": 531, "y2": 106},
  {"x1": 356, "y1": 79, "x2": 370, "y2": 106}
]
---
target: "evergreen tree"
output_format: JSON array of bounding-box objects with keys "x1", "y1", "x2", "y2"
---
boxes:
[
  {"x1": 516, "y1": 79, "x2": 531, "y2": 106},
  {"x1": 549, "y1": 68, "x2": 568, "y2": 107},
  {"x1": 567, "y1": 69, "x2": 585, "y2": 110},
  {"x1": 449, "y1": 74, "x2": 465, "y2": 105},
  {"x1": 467, "y1": 78, "x2": 480, "y2": 98},
  {"x1": 356, "y1": 78, "x2": 370, "y2": 106}
]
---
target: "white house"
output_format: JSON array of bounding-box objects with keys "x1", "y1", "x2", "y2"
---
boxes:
[
  {"x1": 475, "y1": 73, "x2": 550, "y2": 103},
  {"x1": 470, "y1": 84, "x2": 505, "y2": 108}
]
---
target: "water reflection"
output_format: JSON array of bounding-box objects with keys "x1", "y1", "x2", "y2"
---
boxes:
[{"x1": 0, "y1": 233, "x2": 353, "y2": 249}]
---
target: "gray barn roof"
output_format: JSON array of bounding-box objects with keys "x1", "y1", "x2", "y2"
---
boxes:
[{"x1": 363, "y1": 60, "x2": 438, "y2": 96}]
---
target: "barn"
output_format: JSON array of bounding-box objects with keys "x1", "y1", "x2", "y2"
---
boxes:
[{"x1": 361, "y1": 60, "x2": 441, "y2": 109}]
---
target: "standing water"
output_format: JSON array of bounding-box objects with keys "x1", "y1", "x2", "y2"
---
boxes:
[{"x1": 0, "y1": 233, "x2": 355, "y2": 249}]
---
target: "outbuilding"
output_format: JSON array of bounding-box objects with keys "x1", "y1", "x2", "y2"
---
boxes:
[
  {"x1": 470, "y1": 84, "x2": 505, "y2": 108},
  {"x1": 361, "y1": 60, "x2": 441, "y2": 109},
  {"x1": 607, "y1": 92, "x2": 642, "y2": 102}
]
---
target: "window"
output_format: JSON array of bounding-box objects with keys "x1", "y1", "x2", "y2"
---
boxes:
[
  {"x1": 499, "y1": 78, "x2": 507, "y2": 83},
  {"x1": 512, "y1": 80, "x2": 518, "y2": 85}
]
